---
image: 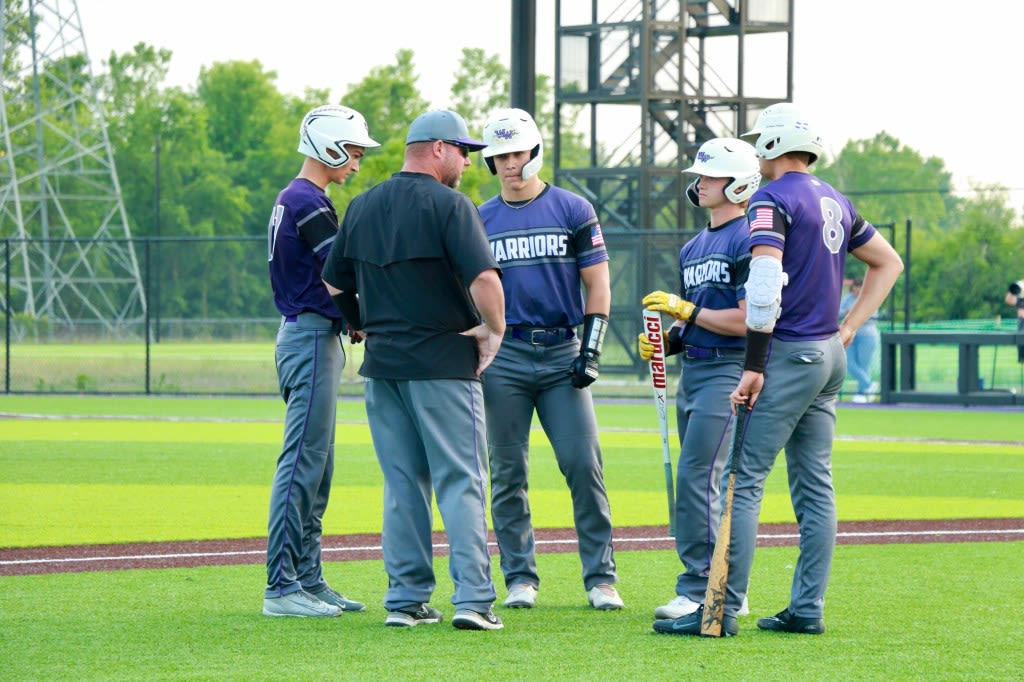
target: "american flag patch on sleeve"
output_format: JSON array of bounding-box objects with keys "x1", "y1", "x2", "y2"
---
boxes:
[
  {"x1": 749, "y1": 206, "x2": 775, "y2": 233},
  {"x1": 591, "y1": 223, "x2": 605, "y2": 247}
]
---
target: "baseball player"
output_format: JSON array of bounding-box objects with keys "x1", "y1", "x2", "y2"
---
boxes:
[
  {"x1": 477, "y1": 108, "x2": 622, "y2": 611},
  {"x1": 639, "y1": 138, "x2": 759, "y2": 632},
  {"x1": 263, "y1": 105, "x2": 379, "y2": 618},
  {"x1": 720, "y1": 103, "x2": 902, "y2": 636},
  {"x1": 322, "y1": 109, "x2": 506, "y2": 631}
]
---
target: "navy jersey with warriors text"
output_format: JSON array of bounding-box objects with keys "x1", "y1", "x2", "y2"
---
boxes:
[
  {"x1": 677, "y1": 215, "x2": 750, "y2": 350},
  {"x1": 267, "y1": 178, "x2": 341, "y2": 321},
  {"x1": 479, "y1": 185, "x2": 608, "y2": 328},
  {"x1": 746, "y1": 172, "x2": 875, "y2": 341}
]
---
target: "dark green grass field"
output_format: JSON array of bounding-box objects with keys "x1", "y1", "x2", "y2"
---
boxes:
[{"x1": 0, "y1": 396, "x2": 1022, "y2": 680}]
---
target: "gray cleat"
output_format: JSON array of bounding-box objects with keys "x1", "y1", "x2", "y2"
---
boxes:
[
  {"x1": 309, "y1": 585, "x2": 365, "y2": 612},
  {"x1": 263, "y1": 590, "x2": 342, "y2": 618}
]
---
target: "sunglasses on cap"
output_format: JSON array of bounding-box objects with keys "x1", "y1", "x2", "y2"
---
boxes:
[{"x1": 443, "y1": 140, "x2": 470, "y2": 158}]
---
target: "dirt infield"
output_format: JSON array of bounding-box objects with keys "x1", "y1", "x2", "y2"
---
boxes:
[{"x1": 2, "y1": 518, "x2": 1021, "y2": 577}]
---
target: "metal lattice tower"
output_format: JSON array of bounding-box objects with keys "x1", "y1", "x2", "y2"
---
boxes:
[
  {"x1": 552, "y1": 0, "x2": 794, "y2": 368},
  {"x1": 554, "y1": 0, "x2": 794, "y2": 232},
  {"x1": 0, "y1": 0, "x2": 144, "y2": 335}
]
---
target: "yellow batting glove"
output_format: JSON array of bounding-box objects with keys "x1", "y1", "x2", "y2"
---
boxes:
[
  {"x1": 642, "y1": 290, "x2": 698, "y2": 322},
  {"x1": 637, "y1": 331, "x2": 667, "y2": 361}
]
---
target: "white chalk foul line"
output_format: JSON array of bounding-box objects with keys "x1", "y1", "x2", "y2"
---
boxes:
[
  {"x1": 2, "y1": 549, "x2": 265, "y2": 566},
  {"x1": 3, "y1": 528, "x2": 1022, "y2": 569}
]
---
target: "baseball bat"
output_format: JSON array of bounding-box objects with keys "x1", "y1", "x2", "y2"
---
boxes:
[
  {"x1": 700, "y1": 401, "x2": 749, "y2": 636},
  {"x1": 642, "y1": 309, "x2": 675, "y2": 536}
]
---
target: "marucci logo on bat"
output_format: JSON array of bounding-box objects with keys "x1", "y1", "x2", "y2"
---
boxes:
[
  {"x1": 643, "y1": 307, "x2": 675, "y2": 535},
  {"x1": 645, "y1": 320, "x2": 667, "y2": 389}
]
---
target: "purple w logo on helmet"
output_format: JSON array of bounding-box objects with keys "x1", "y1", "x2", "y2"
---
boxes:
[
  {"x1": 696, "y1": 151, "x2": 714, "y2": 163},
  {"x1": 495, "y1": 128, "x2": 517, "y2": 140}
]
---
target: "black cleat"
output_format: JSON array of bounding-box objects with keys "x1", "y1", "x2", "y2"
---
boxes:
[
  {"x1": 652, "y1": 605, "x2": 737, "y2": 637},
  {"x1": 385, "y1": 603, "x2": 443, "y2": 627},
  {"x1": 756, "y1": 608, "x2": 825, "y2": 635},
  {"x1": 452, "y1": 607, "x2": 504, "y2": 631}
]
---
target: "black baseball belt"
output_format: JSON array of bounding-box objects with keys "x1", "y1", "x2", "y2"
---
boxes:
[
  {"x1": 683, "y1": 345, "x2": 743, "y2": 360},
  {"x1": 506, "y1": 326, "x2": 576, "y2": 346}
]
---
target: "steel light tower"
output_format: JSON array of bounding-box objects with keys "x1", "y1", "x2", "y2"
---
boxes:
[
  {"x1": 553, "y1": 0, "x2": 794, "y2": 362},
  {"x1": 554, "y1": 0, "x2": 794, "y2": 232},
  {"x1": 0, "y1": 0, "x2": 144, "y2": 336}
]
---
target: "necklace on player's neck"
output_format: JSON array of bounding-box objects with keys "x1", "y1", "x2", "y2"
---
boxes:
[{"x1": 500, "y1": 183, "x2": 545, "y2": 209}]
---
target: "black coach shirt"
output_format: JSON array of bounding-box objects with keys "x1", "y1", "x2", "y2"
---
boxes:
[{"x1": 322, "y1": 172, "x2": 500, "y2": 380}]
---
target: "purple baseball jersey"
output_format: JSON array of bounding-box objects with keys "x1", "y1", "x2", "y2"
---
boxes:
[
  {"x1": 747, "y1": 172, "x2": 876, "y2": 341},
  {"x1": 267, "y1": 178, "x2": 340, "y2": 321},
  {"x1": 479, "y1": 184, "x2": 608, "y2": 328}
]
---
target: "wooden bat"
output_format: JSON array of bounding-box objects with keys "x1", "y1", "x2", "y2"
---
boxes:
[
  {"x1": 642, "y1": 309, "x2": 675, "y2": 535},
  {"x1": 700, "y1": 402, "x2": 749, "y2": 636}
]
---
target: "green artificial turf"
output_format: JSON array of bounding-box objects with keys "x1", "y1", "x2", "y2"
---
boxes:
[
  {"x1": 1, "y1": 397, "x2": 1021, "y2": 680},
  {"x1": 3, "y1": 394, "x2": 1023, "y2": 443},
  {"x1": 1, "y1": 544, "x2": 1020, "y2": 681},
  {"x1": 0, "y1": 435, "x2": 1021, "y2": 547},
  {"x1": 1, "y1": 403, "x2": 1022, "y2": 547}
]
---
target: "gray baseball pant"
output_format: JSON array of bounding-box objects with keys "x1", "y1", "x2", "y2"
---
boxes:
[
  {"x1": 266, "y1": 313, "x2": 344, "y2": 597},
  {"x1": 725, "y1": 335, "x2": 846, "y2": 618},
  {"x1": 673, "y1": 352, "x2": 743, "y2": 602},
  {"x1": 365, "y1": 377, "x2": 496, "y2": 613},
  {"x1": 483, "y1": 338, "x2": 617, "y2": 591}
]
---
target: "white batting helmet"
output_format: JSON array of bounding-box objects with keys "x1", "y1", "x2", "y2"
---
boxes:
[
  {"x1": 481, "y1": 108, "x2": 544, "y2": 180},
  {"x1": 742, "y1": 103, "x2": 824, "y2": 164},
  {"x1": 298, "y1": 105, "x2": 379, "y2": 168},
  {"x1": 683, "y1": 137, "x2": 761, "y2": 204}
]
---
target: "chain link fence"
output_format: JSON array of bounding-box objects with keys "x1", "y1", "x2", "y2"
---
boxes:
[
  {"x1": 5, "y1": 233, "x2": 1018, "y2": 401},
  {"x1": 1, "y1": 234, "x2": 693, "y2": 397}
]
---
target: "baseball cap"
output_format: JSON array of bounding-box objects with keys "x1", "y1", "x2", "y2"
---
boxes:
[{"x1": 405, "y1": 110, "x2": 486, "y2": 150}]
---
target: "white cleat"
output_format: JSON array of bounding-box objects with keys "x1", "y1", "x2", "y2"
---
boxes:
[
  {"x1": 503, "y1": 584, "x2": 538, "y2": 609},
  {"x1": 588, "y1": 584, "x2": 624, "y2": 610},
  {"x1": 654, "y1": 595, "x2": 701, "y2": 619}
]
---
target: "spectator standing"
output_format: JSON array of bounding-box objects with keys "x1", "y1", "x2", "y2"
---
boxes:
[
  {"x1": 839, "y1": 278, "x2": 880, "y2": 402},
  {"x1": 1006, "y1": 280, "x2": 1024, "y2": 363}
]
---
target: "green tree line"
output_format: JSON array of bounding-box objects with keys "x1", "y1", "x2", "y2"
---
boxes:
[
  {"x1": 815, "y1": 133, "x2": 1021, "y2": 322},
  {"x1": 4, "y1": 39, "x2": 1022, "y2": 324}
]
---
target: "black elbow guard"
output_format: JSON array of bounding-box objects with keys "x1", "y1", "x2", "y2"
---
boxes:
[
  {"x1": 666, "y1": 326, "x2": 684, "y2": 356},
  {"x1": 330, "y1": 292, "x2": 362, "y2": 330},
  {"x1": 743, "y1": 330, "x2": 772, "y2": 373}
]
